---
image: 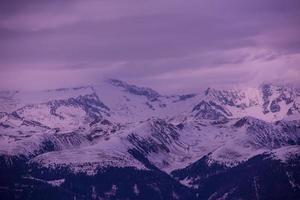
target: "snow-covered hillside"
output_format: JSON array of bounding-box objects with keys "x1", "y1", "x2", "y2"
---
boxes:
[
  {"x1": 0, "y1": 80, "x2": 299, "y2": 168},
  {"x1": 0, "y1": 80, "x2": 299, "y2": 199}
]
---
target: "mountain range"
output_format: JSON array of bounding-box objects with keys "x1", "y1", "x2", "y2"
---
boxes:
[{"x1": 0, "y1": 79, "x2": 299, "y2": 200}]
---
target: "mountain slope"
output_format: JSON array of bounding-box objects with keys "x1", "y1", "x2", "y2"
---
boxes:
[{"x1": 0, "y1": 80, "x2": 299, "y2": 199}]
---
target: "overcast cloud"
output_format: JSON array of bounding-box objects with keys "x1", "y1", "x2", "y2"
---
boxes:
[{"x1": 0, "y1": 0, "x2": 299, "y2": 93}]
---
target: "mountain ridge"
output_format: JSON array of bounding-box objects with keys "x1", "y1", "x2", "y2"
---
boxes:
[{"x1": 0, "y1": 79, "x2": 299, "y2": 199}]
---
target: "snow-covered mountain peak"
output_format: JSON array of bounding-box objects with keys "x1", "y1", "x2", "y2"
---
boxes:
[
  {"x1": 107, "y1": 79, "x2": 161, "y2": 101},
  {"x1": 1, "y1": 80, "x2": 300, "y2": 199}
]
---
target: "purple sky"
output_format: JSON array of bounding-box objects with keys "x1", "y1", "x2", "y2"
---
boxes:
[{"x1": 0, "y1": 0, "x2": 299, "y2": 93}]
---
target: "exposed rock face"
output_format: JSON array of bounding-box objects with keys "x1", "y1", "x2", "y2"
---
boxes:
[
  {"x1": 192, "y1": 100, "x2": 232, "y2": 120},
  {"x1": 0, "y1": 80, "x2": 300, "y2": 199},
  {"x1": 270, "y1": 100, "x2": 281, "y2": 112},
  {"x1": 109, "y1": 79, "x2": 161, "y2": 101},
  {"x1": 262, "y1": 84, "x2": 273, "y2": 114}
]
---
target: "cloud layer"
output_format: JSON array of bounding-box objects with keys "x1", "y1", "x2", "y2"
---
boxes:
[{"x1": 0, "y1": 0, "x2": 299, "y2": 93}]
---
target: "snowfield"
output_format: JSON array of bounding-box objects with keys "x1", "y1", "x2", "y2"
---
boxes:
[{"x1": 0, "y1": 80, "x2": 299, "y2": 174}]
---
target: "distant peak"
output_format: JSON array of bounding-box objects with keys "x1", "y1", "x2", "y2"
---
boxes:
[
  {"x1": 259, "y1": 82, "x2": 297, "y2": 90},
  {"x1": 107, "y1": 79, "x2": 125, "y2": 86},
  {"x1": 45, "y1": 85, "x2": 93, "y2": 93},
  {"x1": 107, "y1": 79, "x2": 160, "y2": 100},
  {"x1": 205, "y1": 87, "x2": 211, "y2": 95},
  {"x1": 233, "y1": 116, "x2": 270, "y2": 128}
]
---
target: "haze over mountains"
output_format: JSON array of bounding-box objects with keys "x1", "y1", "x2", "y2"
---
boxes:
[{"x1": 0, "y1": 79, "x2": 299, "y2": 199}]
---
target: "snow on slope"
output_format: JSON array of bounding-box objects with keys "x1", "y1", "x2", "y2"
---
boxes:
[
  {"x1": 1, "y1": 80, "x2": 299, "y2": 124},
  {"x1": 31, "y1": 147, "x2": 147, "y2": 175},
  {"x1": 0, "y1": 86, "x2": 95, "y2": 113},
  {"x1": 93, "y1": 79, "x2": 198, "y2": 123},
  {"x1": 271, "y1": 145, "x2": 300, "y2": 162},
  {"x1": 33, "y1": 116, "x2": 299, "y2": 173},
  {"x1": 0, "y1": 80, "x2": 299, "y2": 174},
  {"x1": 199, "y1": 84, "x2": 300, "y2": 122}
]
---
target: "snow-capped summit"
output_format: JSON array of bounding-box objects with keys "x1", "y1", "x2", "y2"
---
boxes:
[
  {"x1": 108, "y1": 79, "x2": 161, "y2": 101},
  {"x1": 0, "y1": 79, "x2": 299, "y2": 199}
]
